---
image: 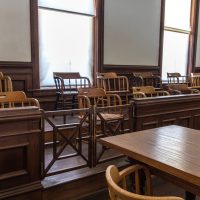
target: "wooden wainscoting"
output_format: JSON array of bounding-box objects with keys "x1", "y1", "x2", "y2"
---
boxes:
[
  {"x1": 0, "y1": 107, "x2": 43, "y2": 200},
  {"x1": 132, "y1": 94, "x2": 200, "y2": 131}
]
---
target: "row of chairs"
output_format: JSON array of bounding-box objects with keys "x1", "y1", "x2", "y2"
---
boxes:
[
  {"x1": 0, "y1": 72, "x2": 39, "y2": 108},
  {"x1": 53, "y1": 72, "x2": 130, "y2": 110},
  {"x1": 53, "y1": 71, "x2": 200, "y2": 110},
  {"x1": 132, "y1": 85, "x2": 199, "y2": 98},
  {"x1": 167, "y1": 72, "x2": 200, "y2": 88}
]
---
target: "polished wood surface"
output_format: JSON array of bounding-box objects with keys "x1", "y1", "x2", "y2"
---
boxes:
[
  {"x1": 100, "y1": 125, "x2": 200, "y2": 196},
  {"x1": 132, "y1": 94, "x2": 200, "y2": 131},
  {"x1": 0, "y1": 107, "x2": 42, "y2": 199}
]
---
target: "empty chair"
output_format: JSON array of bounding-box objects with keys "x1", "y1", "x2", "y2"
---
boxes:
[
  {"x1": 53, "y1": 72, "x2": 91, "y2": 110},
  {"x1": 0, "y1": 91, "x2": 40, "y2": 108},
  {"x1": 97, "y1": 72, "x2": 130, "y2": 104},
  {"x1": 190, "y1": 73, "x2": 200, "y2": 89},
  {"x1": 78, "y1": 88, "x2": 124, "y2": 136},
  {"x1": 106, "y1": 164, "x2": 183, "y2": 200},
  {"x1": 132, "y1": 86, "x2": 169, "y2": 98},
  {"x1": 131, "y1": 72, "x2": 162, "y2": 88},
  {"x1": 167, "y1": 72, "x2": 189, "y2": 86}
]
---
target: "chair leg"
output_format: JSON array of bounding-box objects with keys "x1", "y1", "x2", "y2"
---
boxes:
[{"x1": 55, "y1": 94, "x2": 59, "y2": 110}]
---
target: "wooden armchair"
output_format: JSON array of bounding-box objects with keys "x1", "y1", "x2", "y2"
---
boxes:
[
  {"x1": 131, "y1": 72, "x2": 162, "y2": 88},
  {"x1": 0, "y1": 91, "x2": 40, "y2": 108},
  {"x1": 132, "y1": 86, "x2": 169, "y2": 98},
  {"x1": 0, "y1": 72, "x2": 13, "y2": 92},
  {"x1": 106, "y1": 165, "x2": 183, "y2": 200},
  {"x1": 78, "y1": 88, "x2": 124, "y2": 136},
  {"x1": 167, "y1": 84, "x2": 199, "y2": 95},
  {"x1": 53, "y1": 72, "x2": 91, "y2": 110},
  {"x1": 167, "y1": 72, "x2": 190, "y2": 86},
  {"x1": 96, "y1": 72, "x2": 130, "y2": 104},
  {"x1": 190, "y1": 73, "x2": 200, "y2": 89}
]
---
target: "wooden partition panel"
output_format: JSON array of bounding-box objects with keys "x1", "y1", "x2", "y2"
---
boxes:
[
  {"x1": 132, "y1": 94, "x2": 200, "y2": 131},
  {"x1": 0, "y1": 107, "x2": 42, "y2": 200}
]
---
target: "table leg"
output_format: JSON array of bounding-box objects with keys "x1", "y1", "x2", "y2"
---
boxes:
[{"x1": 185, "y1": 191, "x2": 196, "y2": 200}]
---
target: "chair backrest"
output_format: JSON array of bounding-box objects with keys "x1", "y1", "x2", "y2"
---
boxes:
[
  {"x1": 167, "y1": 72, "x2": 189, "y2": 85},
  {"x1": 78, "y1": 88, "x2": 122, "y2": 108},
  {"x1": 132, "y1": 86, "x2": 169, "y2": 98},
  {"x1": 53, "y1": 72, "x2": 81, "y2": 79},
  {"x1": 106, "y1": 165, "x2": 184, "y2": 200},
  {"x1": 132, "y1": 72, "x2": 162, "y2": 88},
  {"x1": 133, "y1": 72, "x2": 153, "y2": 78},
  {"x1": 99, "y1": 72, "x2": 118, "y2": 78},
  {"x1": 53, "y1": 72, "x2": 91, "y2": 93},
  {"x1": 191, "y1": 73, "x2": 200, "y2": 87},
  {"x1": 0, "y1": 73, "x2": 13, "y2": 92},
  {"x1": 0, "y1": 91, "x2": 40, "y2": 108},
  {"x1": 98, "y1": 75, "x2": 129, "y2": 93}
]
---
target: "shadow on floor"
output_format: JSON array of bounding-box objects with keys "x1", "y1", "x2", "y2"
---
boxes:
[{"x1": 79, "y1": 176, "x2": 200, "y2": 200}]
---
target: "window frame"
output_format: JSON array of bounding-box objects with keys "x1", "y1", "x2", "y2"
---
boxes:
[{"x1": 161, "y1": 0, "x2": 198, "y2": 80}]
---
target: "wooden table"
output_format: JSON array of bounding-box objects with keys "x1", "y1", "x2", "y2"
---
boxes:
[{"x1": 100, "y1": 125, "x2": 200, "y2": 200}]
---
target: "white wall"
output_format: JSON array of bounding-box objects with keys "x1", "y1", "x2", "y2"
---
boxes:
[
  {"x1": 0, "y1": 0, "x2": 31, "y2": 62},
  {"x1": 195, "y1": 7, "x2": 200, "y2": 67},
  {"x1": 103, "y1": 0, "x2": 161, "y2": 66}
]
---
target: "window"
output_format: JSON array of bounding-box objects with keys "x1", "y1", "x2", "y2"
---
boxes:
[
  {"x1": 38, "y1": 0, "x2": 95, "y2": 87},
  {"x1": 162, "y1": 0, "x2": 192, "y2": 80}
]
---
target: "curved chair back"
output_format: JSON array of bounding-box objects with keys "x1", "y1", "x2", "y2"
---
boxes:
[
  {"x1": 97, "y1": 73, "x2": 129, "y2": 104},
  {"x1": 106, "y1": 165, "x2": 184, "y2": 200},
  {"x1": 0, "y1": 73, "x2": 13, "y2": 92},
  {"x1": 0, "y1": 91, "x2": 40, "y2": 108},
  {"x1": 132, "y1": 86, "x2": 169, "y2": 98}
]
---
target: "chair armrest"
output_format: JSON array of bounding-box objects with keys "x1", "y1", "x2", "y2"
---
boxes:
[
  {"x1": 133, "y1": 92, "x2": 146, "y2": 98},
  {"x1": 156, "y1": 91, "x2": 170, "y2": 96},
  {"x1": 27, "y1": 98, "x2": 40, "y2": 108},
  {"x1": 190, "y1": 88, "x2": 199, "y2": 93},
  {"x1": 168, "y1": 89, "x2": 182, "y2": 95},
  {"x1": 77, "y1": 95, "x2": 91, "y2": 108}
]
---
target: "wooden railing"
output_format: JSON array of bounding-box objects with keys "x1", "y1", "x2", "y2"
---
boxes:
[{"x1": 42, "y1": 104, "x2": 133, "y2": 177}]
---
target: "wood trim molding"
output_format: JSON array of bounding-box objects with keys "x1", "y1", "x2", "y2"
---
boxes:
[
  {"x1": 158, "y1": 0, "x2": 165, "y2": 76},
  {"x1": 30, "y1": 0, "x2": 40, "y2": 89},
  {"x1": 191, "y1": 0, "x2": 200, "y2": 69},
  {"x1": 94, "y1": 0, "x2": 104, "y2": 77}
]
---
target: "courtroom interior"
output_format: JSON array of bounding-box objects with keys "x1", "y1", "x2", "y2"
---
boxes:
[{"x1": 1, "y1": 0, "x2": 200, "y2": 200}]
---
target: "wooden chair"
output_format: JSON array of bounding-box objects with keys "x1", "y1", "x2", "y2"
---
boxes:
[
  {"x1": 0, "y1": 72, "x2": 13, "y2": 92},
  {"x1": 53, "y1": 72, "x2": 91, "y2": 110},
  {"x1": 78, "y1": 88, "x2": 124, "y2": 136},
  {"x1": 190, "y1": 73, "x2": 200, "y2": 89},
  {"x1": 97, "y1": 72, "x2": 130, "y2": 104},
  {"x1": 132, "y1": 72, "x2": 162, "y2": 88},
  {"x1": 132, "y1": 86, "x2": 169, "y2": 98},
  {"x1": 106, "y1": 164, "x2": 183, "y2": 200},
  {"x1": 0, "y1": 91, "x2": 40, "y2": 108},
  {"x1": 167, "y1": 72, "x2": 189, "y2": 86},
  {"x1": 167, "y1": 84, "x2": 199, "y2": 95}
]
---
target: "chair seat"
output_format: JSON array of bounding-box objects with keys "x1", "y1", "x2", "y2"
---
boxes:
[{"x1": 99, "y1": 113, "x2": 124, "y2": 121}]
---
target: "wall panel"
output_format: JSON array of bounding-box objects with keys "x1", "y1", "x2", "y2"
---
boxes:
[{"x1": 103, "y1": 0, "x2": 162, "y2": 67}]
